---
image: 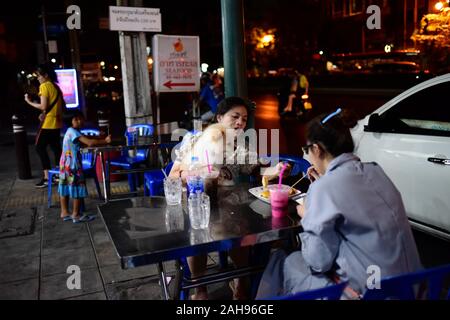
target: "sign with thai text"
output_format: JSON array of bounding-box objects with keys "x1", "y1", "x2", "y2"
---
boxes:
[
  {"x1": 153, "y1": 35, "x2": 200, "y2": 93},
  {"x1": 109, "y1": 6, "x2": 161, "y2": 32}
]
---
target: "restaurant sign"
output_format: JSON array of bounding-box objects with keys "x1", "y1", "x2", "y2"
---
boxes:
[
  {"x1": 152, "y1": 35, "x2": 200, "y2": 93},
  {"x1": 109, "y1": 6, "x2": 161, "y2": 32}
]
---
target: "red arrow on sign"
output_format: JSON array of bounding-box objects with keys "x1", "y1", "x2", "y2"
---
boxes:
[{"x1": 163, "y1": 81, "x2": 195, "y2": 89}]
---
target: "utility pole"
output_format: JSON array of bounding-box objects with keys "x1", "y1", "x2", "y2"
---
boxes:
[
  {"x1": 117, "y1": 0, "x2": 153, "y2": 126},
  {"x1": 404, "y1": 0, "x2": 408, "y2": 49},
  {"x1": 220, "y1": 0, "x2": 251, "y2": 127},
  {"x1": 65, "y1": 0, "x2": 85, "y2": 116},
  {"x1": 40, "y1": 5, "x2": 49, "y2": 62}
]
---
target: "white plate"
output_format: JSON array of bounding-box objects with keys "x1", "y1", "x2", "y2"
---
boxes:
[{"x1": 248, "y1": 185, "x2": 304, "y2": 204}]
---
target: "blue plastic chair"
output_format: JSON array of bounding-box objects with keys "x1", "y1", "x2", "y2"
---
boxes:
[
  {"x1": 259, "y1": 281, "x2": 349, "y2": 300},
  {"x1": 143, "y1": 161, "x2": 174, "y2": 196},
  {"x1": 279, "y1": 154, "x2": 311, "y2": 176},
  {"x1": 109, "y1": 124, "x2": 154, "y2": 192},
  {"x1": 363, "y1": 264, "x2": 450, "y2": 300},
  {"x1": 48, "y1": 128, "x2": 102, "y2": 208}
]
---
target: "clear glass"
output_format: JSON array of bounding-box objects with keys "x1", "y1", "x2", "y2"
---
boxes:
[
  {"x1": 165, "y1": 204, "x2": 184, "y2": 232},
  {"x1": 163, "y1": 177, "x2": 182, "y2": 205},
  {"x1": 188, "y1": 192, "x2": 210, "y2": 229},
  {"x1": 190, "y1": 228, "x2": 213, "y2": 245}
]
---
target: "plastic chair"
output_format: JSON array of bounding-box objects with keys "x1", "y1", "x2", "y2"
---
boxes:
[
  {"x1": 48, "y1": 128, "x2": 102, "y2": 208},
  {"x1": 144, "y1": 161, "x2": 174, "y2": 196},
  {"x1": 278, "y1": 154, "x2": 311, "y2": 176},
  {"x1": 259, "y1": 281, "x2": 349, "y2": 300},
  {"x1": 363, "y1": 264, "x2": 450, "y2": 300},
  {"x1": 109, "y1": 124, "x2": 154, "y2": 192}
]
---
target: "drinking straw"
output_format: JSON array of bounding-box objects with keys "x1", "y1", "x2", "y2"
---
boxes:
[
  {"x1": 205, "y1": 150, "x2": 212, "y2": 174},
  {"x1": 278, "y1": 162, "x2": 288, "y2": 189},
  {"x1": 289, "y1": 173, "x2": 308, "y2": 193},
  {"x1": 161, "y1": 168, "x2": 168, "y2": 179}
]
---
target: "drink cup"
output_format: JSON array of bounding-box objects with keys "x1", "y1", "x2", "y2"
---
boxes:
[
  {"x1": 190, "y1": 229, "x2": 213, "y2": 245},
  {"x1": 164, "y1": 177, "x2": 182, "y2": 205},
  {"x1": 202, "y1": 171, "x2": 219, "y2": 202},
  {"x1": 269, "y1": 185, "x2": 290, "y2": 218},
  {"x1": 165, "y1": 204, "x2": 184, "y2": 232},
  {"x1": 188, "y1": 192, "x2": 210, "y2": 229}
]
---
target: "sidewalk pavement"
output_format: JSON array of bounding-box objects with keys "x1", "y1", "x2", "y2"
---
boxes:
[{"x1": 0, "y1": 143, "x2": 231, "y2": 300}]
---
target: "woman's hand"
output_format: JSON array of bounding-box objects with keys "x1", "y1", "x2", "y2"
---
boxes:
[
  {"x1": 277, "y1": 162, "x2": 292, "y2": 178},
  {"x1": 296, "y1": 204, "x2": 306, "y2": 219},
  {"x1": 24, "y1": 94, "x2": 31, "y2": 103},
  {"x1": 263, "y1": 162, "x2": 291, "y2": 181},
  {"x1": 38, "y1": 113, "x2": 45, "y2": 122},
  {"x1": 307, "y1": 166, "x2": 320, "y2": 182}
]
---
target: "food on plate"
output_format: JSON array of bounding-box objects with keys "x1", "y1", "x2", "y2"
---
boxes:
[
  {"x1": 260, "y1": 179, "x2": 298, "y2": 199},
  {"x1": 261, "y1": 176, "x2": 270, "y2": 198}
]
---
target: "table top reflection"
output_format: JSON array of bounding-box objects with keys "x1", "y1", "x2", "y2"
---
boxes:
[{"x1": 98, "y1": 183, "x2": 302, "y2": 269}]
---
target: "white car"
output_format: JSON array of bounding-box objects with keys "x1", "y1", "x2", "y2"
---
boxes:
[{"x1": 351, "y1": 73, "x2": 450, "y2": 241}]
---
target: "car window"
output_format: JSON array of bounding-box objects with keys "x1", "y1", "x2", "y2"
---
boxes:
[{"x1": 380, "y1": 81, "x2": 450, "y2": 137}]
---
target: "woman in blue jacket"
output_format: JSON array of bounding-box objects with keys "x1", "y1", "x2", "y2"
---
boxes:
[{"x1": 257, "y1": 108, "x2": 422, "y2": 299}]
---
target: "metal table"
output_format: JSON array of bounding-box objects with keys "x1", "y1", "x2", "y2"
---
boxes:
[
  {"x1": 98, "y1": 183, "x2": 302, "y2": 300},
  {"x1": 82, "y1": 135, "x2": 179, "y2": 202}
]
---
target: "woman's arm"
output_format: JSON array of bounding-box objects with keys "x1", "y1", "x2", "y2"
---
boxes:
[
  {"x1": 260, "y1": 162, "x2": 291, "y2": 181},
  {"x1": 24, "y1": 94, "x2": 48, "y2": 112},
  {"x1": 168, "y1": 161, "x2": 191, "y2": 182}
]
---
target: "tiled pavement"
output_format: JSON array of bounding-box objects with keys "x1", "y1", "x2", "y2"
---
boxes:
[{"x1": 0, "y1": 144, "x2": 231, "y2": 300}]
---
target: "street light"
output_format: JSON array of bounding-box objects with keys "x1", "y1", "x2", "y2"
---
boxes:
[{"x1": 435, "y1": 1, "x2": 444, "y2": 11}]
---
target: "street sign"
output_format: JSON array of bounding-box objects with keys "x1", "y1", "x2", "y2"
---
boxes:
[
  {"x1": 48, "y1": 40, "x2": 58, "y2": 54},
  {"x1": 109, "y1": 6, "x2": 161, "y2": 32},
  {"x1": 153, "y1": 35, "x2": 200, "y2": 93},
  {"x1": 55, "y1": 69, "x2": 79, "y2": 109}
]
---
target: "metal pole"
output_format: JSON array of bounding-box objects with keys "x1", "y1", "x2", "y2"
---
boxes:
[
  {"x1": 117, "y1": 0, "x2": 153, "y2": 127},
  {"x1": 220, "y1": 0, "x2": 252, "y2": 127},
  {"x1": 12, "y1": 115, "x2": 32, "y2": 179},
  {"x1": 404, "y1": 0, "x2": 408, "y2": 49},
  {"x1": 220, "y1": 0, "x2": 248, "y2": 98},
  {"x1": 41, "y1": 5, "x2": 49, "y2": 62}
]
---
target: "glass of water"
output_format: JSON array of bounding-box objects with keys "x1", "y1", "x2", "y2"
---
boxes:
[
  {"x1": 188, "y1": 192, "x2": 210, "y2": 229},
  {"x1": 165, "y1": 204, "x2": 184, "y2": 232},
  {"x1": 163, "y1": 177, "x2": 182, "y2": 205}
]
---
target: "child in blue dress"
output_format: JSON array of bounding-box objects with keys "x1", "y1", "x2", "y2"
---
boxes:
[{"x1": 59, "y1": 110, "x2": 111, "y2": 223}]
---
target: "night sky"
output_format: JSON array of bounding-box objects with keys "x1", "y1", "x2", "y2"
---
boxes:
[{"x1": 1, "y1": 0, "x2": 322, "y2": 71}]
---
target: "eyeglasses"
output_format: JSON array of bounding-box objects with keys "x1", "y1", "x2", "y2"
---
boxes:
[{"x1": 302, "y1": 144, "x2": 314, "y2": 155}]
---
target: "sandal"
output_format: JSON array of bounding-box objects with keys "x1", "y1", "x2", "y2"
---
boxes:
[
  {"x1": 72, "y1": 214, "x2": 95, "y2": 224},
  {"x1": 62, "y1": 216, "x2": 72, "y2": 222}
]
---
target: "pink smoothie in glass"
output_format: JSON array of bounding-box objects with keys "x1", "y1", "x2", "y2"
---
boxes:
[{"x1": 269, "y1": 185, "x2": 290, "y2": 218}]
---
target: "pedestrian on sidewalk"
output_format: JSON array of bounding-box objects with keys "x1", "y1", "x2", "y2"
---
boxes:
[
  {"x1": 59, "y1": 110, "x2": 111, "y2": 223},
  {"x1": 24, "y1": 63, "x2": 64, "y2": 188}
]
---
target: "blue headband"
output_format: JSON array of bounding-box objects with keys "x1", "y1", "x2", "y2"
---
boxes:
[{"x1": 321, "y1": 108, "x2": 342, "y2": 124}]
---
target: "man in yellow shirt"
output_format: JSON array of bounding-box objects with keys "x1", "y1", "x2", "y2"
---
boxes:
[{"x1": 25, "y1": 64, "x2": 64, "y2": 188}]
